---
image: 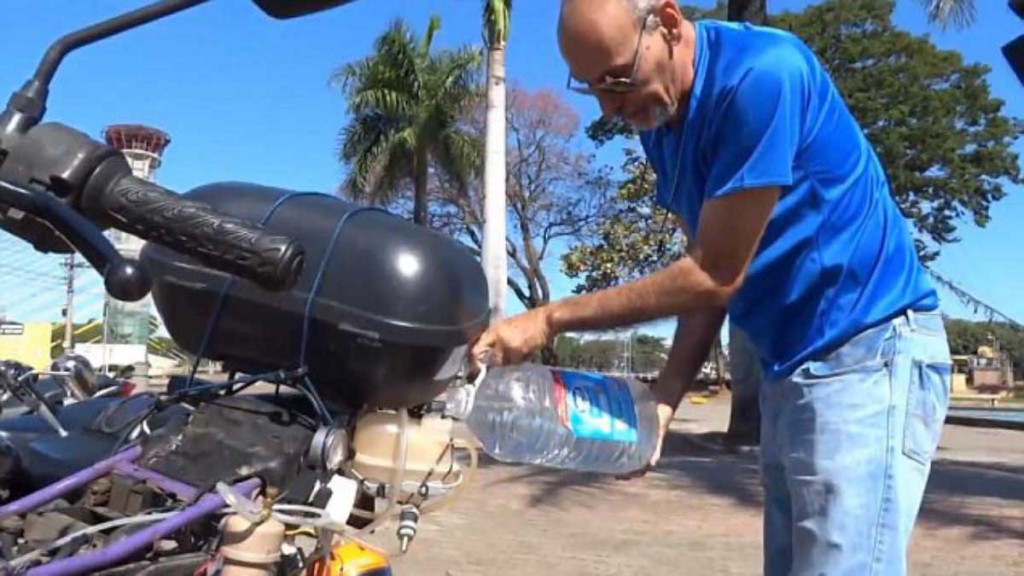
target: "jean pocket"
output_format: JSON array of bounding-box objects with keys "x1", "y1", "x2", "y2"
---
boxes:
[
  {"x1": 798, "y1": 357, "x2": 889, "y2": 382},
  {"x1": 793, "y1": 322, "x2": 896, "y2": 384},
  {"x1": 902, "y1": 360, "x2": 951, "y2": 466}
]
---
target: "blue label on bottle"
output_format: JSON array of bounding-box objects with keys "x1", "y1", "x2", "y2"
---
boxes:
[{"x1": 554, "y1": 370, "x2": 639, "y2": 444}]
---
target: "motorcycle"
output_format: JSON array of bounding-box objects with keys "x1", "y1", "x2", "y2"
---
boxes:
[
  {"x1": 0, "y1": 355, "x2": 135, "y2": 421},
  {"x1": 0, "y1": 0, "x2": 489, "y2": 574}
]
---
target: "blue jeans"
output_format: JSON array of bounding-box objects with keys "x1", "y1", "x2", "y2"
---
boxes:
[{"x1": 759, "y1": 309, "x2": 951, "y2": 576}]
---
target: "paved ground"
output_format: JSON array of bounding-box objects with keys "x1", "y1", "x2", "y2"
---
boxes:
[{"x1": 376, "y1": 396, "x2": 1024, "y2": 576}]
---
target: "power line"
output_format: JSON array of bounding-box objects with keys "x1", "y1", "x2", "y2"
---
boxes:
[
  {"x1": 60, "y1": 254, "x2": 88, "y2": 351},
  {"x1": 928, "y1": 269, "x2": 1022, "y2": 328}
]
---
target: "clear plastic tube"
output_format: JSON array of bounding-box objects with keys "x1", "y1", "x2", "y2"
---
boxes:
[
  {"x1": 420, "y1": 435, "x2": 478, "y2": 514},
  {"x1": 270, "y1": 504, "x2": 349, "y2": 532},
  {"x1": 7, "y1": 511, "x2": 178, "y2": 568},
  {"x1": 216, "y1": 482, "x2": 263, "y2": 523}
]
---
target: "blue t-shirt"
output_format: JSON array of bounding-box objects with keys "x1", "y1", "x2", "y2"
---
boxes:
[{"x1": 639, "y1": 20, "x2": 939, "y2": 380}]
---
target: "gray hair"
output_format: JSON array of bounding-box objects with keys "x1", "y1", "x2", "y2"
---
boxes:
[{"x1": 623, "y1": 0, "x2": 661, "y2": 28}]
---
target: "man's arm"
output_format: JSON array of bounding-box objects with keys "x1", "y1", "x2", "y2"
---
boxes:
[
  {"x1": 546, "y1": 186, "x2": 778, "y2": 334},
  {"x1": 652, "y1": 308, "x2": 727, "y2": 421}
]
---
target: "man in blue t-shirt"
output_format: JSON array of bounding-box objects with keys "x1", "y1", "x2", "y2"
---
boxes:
[{"x1": 470, "y1": 1, "x2": 953, "y2": 573}]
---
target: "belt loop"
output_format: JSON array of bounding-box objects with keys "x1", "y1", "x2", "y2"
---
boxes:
[{"x1": 906, "y1": 308, "x2": 916, "y2": 331}]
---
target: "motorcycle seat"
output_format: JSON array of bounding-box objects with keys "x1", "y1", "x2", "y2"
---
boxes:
[
  {"x1": 0, "y1": 396, "x2": 183, "y2": 496},
  {"x1": 0, "y1": 429, "x2": 122, "y2": 492},
  {"x1": 0, "y1": 395, "x2": 126, "y2": 436}
]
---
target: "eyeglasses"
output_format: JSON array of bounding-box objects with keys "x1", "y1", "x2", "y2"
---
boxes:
[{"x1": 566, "y1": 14, "x2": 654, "y2": 96}]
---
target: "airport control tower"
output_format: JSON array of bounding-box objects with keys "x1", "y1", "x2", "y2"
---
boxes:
[{"x1": 101, "y1": 124, "x2": 171, "y2": 361}]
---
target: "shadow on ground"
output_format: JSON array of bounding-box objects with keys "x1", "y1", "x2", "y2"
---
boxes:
[
  {"x1": 920, "y1": 459, "x2": 1024, "y2": 541},
  {"x1": 479, "y1": 429, "x2": 762, "y2": 508},
  {"x1": 478, "y1": 429, "x2": 1024, "y2": 541}
]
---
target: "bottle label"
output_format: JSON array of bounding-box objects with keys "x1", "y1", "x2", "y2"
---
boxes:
[{"x1": 551, "y1": 370, "x2": 639, "y2": 444}]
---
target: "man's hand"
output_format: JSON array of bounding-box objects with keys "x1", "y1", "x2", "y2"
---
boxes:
[
  {"x1": 616, "y1": 402, "x2": 677, "y2": 480},
  {"x1": 470, "y1": 307, "x2": 555, "y2": 368}
]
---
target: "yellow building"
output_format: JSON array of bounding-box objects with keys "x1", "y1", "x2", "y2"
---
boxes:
[
  {"x1": 0, "y1": 321, "x2": 53, "y2": 370},
  {"x1": 951, "y1": 355, "x2": 971, "y2": 394}
]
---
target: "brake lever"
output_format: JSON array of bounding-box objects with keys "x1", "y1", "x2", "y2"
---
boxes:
[
  {"x1": 0, "y1": 179, "x2": 151, "y2": 302},
  {"x1": 3, "y1": 371, "x2": 68, "y2": 437}
]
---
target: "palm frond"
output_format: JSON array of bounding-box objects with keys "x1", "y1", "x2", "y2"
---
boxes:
[
  {"x1": 434, "y1": 47, "x2": 485, "y2": 101},
  {"x1": 421, "y1": 15, "x2": 442, "y2": 57},
  {"x1": 349, "y1": 88, "x2": 416, "y2": 119},
  {"x1": 483, "y1": 0, "x2": 512, "y2": 47},
  {"x1": 918, "y1": 0, "x2": 976, "y2": 30},
  {"x1": 344, "y1": 127, "x2": 414, "y2": 203},
  {"x1": 433, "y1": 130, "x2": 481, "y2": 195}
]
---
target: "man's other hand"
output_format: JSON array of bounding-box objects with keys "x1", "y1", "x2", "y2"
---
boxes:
[{"x1": 616, "y1": 402, "x2": 677, "y2": 480}]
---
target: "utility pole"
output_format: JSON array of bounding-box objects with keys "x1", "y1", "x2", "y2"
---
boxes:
[{"x1": 61, "y1": 254, "x2": 84, "y2": 352}]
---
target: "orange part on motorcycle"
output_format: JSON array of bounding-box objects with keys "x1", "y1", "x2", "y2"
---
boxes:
[{"x1": 306, "y1": 541, "x2": 392, "y2": 576}]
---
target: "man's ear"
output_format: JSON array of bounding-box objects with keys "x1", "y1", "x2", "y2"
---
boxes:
[{"x1": 654, "y1": 0, "x2": 684, "y2": 42}]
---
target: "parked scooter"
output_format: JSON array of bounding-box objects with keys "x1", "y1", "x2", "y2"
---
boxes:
[
  {"x1": 0, "y1": 355, "x2": 134, "y2": 421},
  {"x1": 0, "y1": 0, "x2": 487, "y2": 574}
]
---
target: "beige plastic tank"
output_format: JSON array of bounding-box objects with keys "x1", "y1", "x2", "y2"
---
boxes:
[
  {"x1": 350, "y1": 411, "x2": 459, "y2": 496},
  {"x1": 218, "y1": 513, "x2": 285, "y2": 575}
]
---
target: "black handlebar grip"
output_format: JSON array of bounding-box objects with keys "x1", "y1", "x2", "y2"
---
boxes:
[{"x1": 98, "y1": 174, "x2": 305, "y2": 291}]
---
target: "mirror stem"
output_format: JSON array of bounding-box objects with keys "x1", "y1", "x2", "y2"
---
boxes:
[
  {"x1": 35, "y1": 0, "x2": 211, "y2": 86},
  {"x1": 4, "y1": 0, "x2": 210, "y2": 133}
]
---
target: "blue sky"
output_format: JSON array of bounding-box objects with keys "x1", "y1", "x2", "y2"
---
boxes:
[{"x1": 1, "y1": 0, "x2": 1021, "y2": 342}]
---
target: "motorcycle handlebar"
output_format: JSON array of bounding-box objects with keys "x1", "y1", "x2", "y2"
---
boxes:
[{"x1": 83, "y1": 159, "x2": 305, "y2": 292}]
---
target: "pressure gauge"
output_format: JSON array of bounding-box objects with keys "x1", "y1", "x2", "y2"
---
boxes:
[{"x1": 309, "y1": 425, "x2": 350, "y2": 472}]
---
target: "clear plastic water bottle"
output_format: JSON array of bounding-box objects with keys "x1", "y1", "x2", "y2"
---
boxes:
[{"x1": 446, "y1": 364, "x2": 661, "y2": 475}]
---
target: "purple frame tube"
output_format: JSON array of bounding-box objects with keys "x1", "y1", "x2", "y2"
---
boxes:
[
  {"x1": 0, "y1": 446, "x2": 142, "y2": 521},
  {"x1": 112, "y1": 460, "x2": 198, "y2": 501},
  {"x1": 27, "y1": 477, "x2": 263, "y2": 576}
]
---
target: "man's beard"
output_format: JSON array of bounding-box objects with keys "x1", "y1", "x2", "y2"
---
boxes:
[{"x1": 625, "y1": 101, "x2": 677, "y2": 131}]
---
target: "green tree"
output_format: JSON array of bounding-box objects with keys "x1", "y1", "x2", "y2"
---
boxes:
[
  {"x1": 332, "y1": 16, "x2": 482, "y2": 225},
  {"x1": 631, "y1": 333, "x2": 669, "y2": 374},
  {"x1": 943, "y1": 318, "x2": 991, "y2": 355},
  {"x1": 944, "y1": 319, "x2": 1024, "y2": 379},
  {"x1": 554, "y1": 332, "x2": 668, "y2": 373},
  {"x1": 773, "y1": 0, "x2": 1022, "y2": 262},
  {"x1": 577, "y1": 338, "x2": 624, "y2": 372},
  {"x1": 561, "y1": 146, "x2": 684, "y2": 293},
  {"x1": 727, "y1": 0, "x2": 766, "y2": 24},
  {"x1": 554, "y1": 334, "x2": 586, "y2": 367}
]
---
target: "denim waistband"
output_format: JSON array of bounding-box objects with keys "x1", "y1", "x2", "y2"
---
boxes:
[{"x1": 891, "y1": 308, "x2": 945, "y2": 336}]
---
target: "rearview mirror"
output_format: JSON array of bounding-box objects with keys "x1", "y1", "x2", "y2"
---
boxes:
[
  {"x1": 1005, "y1": 35, "x2": 1024, "y2": 87},
  {"x1": 251, "y1": 0, "x2": 356, "y2": 19},
  {"x1": 1007, "y1": 1, "x2": 1024, "y2": 87},
  {"x1": 51, "y1": 354, "x2": 97, "y2": 400}
]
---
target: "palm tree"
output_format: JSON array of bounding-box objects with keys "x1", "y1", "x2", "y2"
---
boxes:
[
  {"x1": 332, "y1": 16, "x2": 482, "y2": 225},
  {"x1": 481, "y1": 0, "x2": 512, "y2": 319},
  {"x1": 917, "y1": 0, "x2": 976, "y2": 29}
]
